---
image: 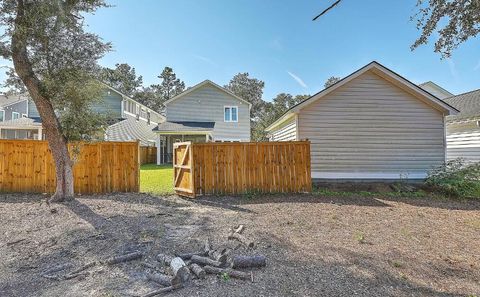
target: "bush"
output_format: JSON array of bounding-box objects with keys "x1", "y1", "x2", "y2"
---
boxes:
[{"x1": 425, "y1": 158, "x2": 480, "y2": 198}]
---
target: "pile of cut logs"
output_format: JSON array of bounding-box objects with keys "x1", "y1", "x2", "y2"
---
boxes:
[{"x1": 141, "y1": 225, "x2": 266, "y2": 297}]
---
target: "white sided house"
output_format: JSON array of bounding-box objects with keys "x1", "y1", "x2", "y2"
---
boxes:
[
  {"x1": 266, "y1": 61, "x2": 458, "y2": 180},
  {"x1": 154, "y1": 80, "x2": 251, "y2": 164},
  {"x1": 443, "y1": 89, "x2": 480, "y2": 163}
]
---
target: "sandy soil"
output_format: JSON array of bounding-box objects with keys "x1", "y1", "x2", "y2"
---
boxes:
[{"x1": 0, "y1": 192, "x2": 479, "y2": 297}]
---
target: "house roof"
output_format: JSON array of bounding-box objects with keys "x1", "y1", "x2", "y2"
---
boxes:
[
  {"x1": 0, "y1": 94, "x2": 29, "y2": 108},
  {"x1": 266, "y1": 61, "x2": 459, "y2": 132},
  {"x1": 101, "y1": 83, "x2": 166, "y2": 120},
  {"x1": 443, "y1": 89, "x2": 480, "y2": 122},
  {"x1": 163, "y1": 80, "x2": 252, "y2": 108},
  {"x1": 418, "y1": 81, "x2": 454, "y2": 99},
  {"x1": 105, "y1": 117, "x2": 158, "y2": 146},
  {"x1": 153, "y1": 121, "x2": 215, "y2": 133},
  {"x1": 0, "y1": 117, "x2": 42, "y2": 128}
]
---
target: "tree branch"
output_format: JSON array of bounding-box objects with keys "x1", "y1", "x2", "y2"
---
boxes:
[{"x1": 313, "y1": 0, "x2": 342, "y2": 21}]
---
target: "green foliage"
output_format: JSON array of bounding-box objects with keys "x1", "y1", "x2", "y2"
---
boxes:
[
  {"x1": 354, "y1": 232, "x2": 365, "y2": 244},
  {"x1": 221, "y1": 272, "x2": 230, "y2": 281},
  {"x1": 411, "y1": 0, "x2": 480, "y2": 58},
  {"x1": 324, "y1": 76, "x2": 341, "y2": 88},
  {"x1": 100, "y1": 63, "x2": 143, "y2": 97},
  {"x1": 425, "y1": 158, "x2": 480, "y2": 198}
]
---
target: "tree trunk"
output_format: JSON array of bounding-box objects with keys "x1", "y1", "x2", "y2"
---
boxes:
[{"x1": 11, "y1": 0, "x2": 74, "y2": 202}]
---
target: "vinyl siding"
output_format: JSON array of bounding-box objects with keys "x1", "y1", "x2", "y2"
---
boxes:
[
  {"x1": 90, "y1": 90, "x2": 122, "y2": 118},
  {"x1": 27, "y1": 99, "x2": 39, "y2": 118},
  {"x1": 446, "y1": 121, "x2": 480, "y2": 162},
  {"x1": 3, "y1": 100, "x2": 27, "y2": 120},
  {"x1": 166, "y1": 85, "x2": 250, "y2": 141},
  {"x1": 297, "y1": 71, "x2": 445, "y2": 179},
  {"x1": 269, "y1": 116, "x2": 297, "y2": 141}
]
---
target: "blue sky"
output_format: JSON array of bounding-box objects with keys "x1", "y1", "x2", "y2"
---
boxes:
[{"x1": 19, "y1": 1, "x2": 480, "y2": 100}]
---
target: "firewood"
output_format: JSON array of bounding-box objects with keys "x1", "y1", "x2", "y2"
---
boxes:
[
  {"x1": 190, "y1": 255, "x2": 222, "y2": 267},
  {"x1": 141, "y1": 285, "x2": 177, "y2": 297},
  {"x1": 63, "y1": 261, "x2": 96, "y2": 279},
  {"x1": 155, "y1": 254, "x2": 174, "y2": 265},
  {"x1": 103, "y1": 251, "x2": 143, "y2": 265},
  {"x1": 146, "y1": 272, "x2": 181, "y2": 288},
  {"x1": 170, "y1": 257, "x2": 190, "y2": 283},
  {"x1": 228, "y1": 232, "x2": 255, "y2": 248},
  {"x1": 189, "y1": 263, "x2": 206, "y2": 279},
  {"x1": 175, "y1": 251, "x2": 207, "y2": 260},
  {"x1": 232, "y1": 256, "x2": 266, "y2": 269},
  {"x1": 234, "y1": 225, "x2": 245, "y2": 234},
  {"x1": 203, "y1": 265, "x2": 252, "y2": 281},
  {"x1": 204, "y1": 238, "x2": 211, "y2": 253},
  {"x1": 208, "y1": 248, "x2": 228, "y2": 264}
]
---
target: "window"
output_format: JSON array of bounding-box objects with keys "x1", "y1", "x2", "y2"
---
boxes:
[
  {"x1": 224, "y1": 106, "x2": 238, "y2": 122},
  {"x1": 0, "y1": 110, "x2": 4, "y2": 122},
  {"x1": 12, "y1": 112, "x2": 20, "y2": 120}
]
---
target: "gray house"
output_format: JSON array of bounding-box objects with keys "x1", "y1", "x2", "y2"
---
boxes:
[
  {"x1": 0, "y1": 85, "x2": 165, "y2": 146},
  {"x1": 153, "y1": 80, "x2": 251, "y2": 164},
  {"x1": 266, "y1": 61, "x2": 458, "y2": 180}
]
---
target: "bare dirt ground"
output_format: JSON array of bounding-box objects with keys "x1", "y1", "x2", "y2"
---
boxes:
[{"x1": 1, "y1": 192, "x2": 479, "y2": 297}]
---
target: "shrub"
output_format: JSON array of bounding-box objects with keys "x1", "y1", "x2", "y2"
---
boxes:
[{"x1": 425, "y1": 158, "x2": 480, "y2": 198}]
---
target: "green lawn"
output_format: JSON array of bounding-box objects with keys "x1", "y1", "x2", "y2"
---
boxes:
[{"x1": 140, "y1": 164, "x2": 174, "y2": 195}]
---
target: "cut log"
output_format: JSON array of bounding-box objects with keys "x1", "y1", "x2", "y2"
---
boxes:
[
  {"x1": 103, "y1": 251, "x2": 143, "y2": 265},
  {"x1": 203, "y1": 265, "x2": 253, "y2": 281},
  {"x1": 208, "y1": 248, "x2": 228, "y2": 264},
  {"x1": 190, "y1": 255, "x2": 222, "y2": 267},
  {"x1": 141, "y1": 285, "x2": 177, "y2": 297},
  {"x1": 234, "y1": 225, "x2": 244, "y2": 234},
  {"x1": 228, "y1": 232, "x2": 255, "y2": 249},
  {"x1": 189, "y1": 263, "x2": 206, "y2": 279},
  {"x1": 170, "y1": 257, "x2": 190, "y2": 283},
  {"x1": 146, "y1": 272, "x2": 182, "y2": 288},
  {"x1": 232, "y1": 256, "x2": 266, "y2": 269},
  {"x1": 64, "y1": 261, "x2": 96, "y2": 279},
  {"x1": 204, "y1": 238, "x2": 211, "y2": 253},
  {"x1": 175, "y1": 251, "x2": 207, "y2": 260},
  {"x1": 155, "y1": 254, "x2": 174, "y2": 266}
]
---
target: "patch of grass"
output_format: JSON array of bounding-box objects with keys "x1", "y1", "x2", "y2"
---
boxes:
[
  {"x1": 140, "y1": 164, "x2": 174, "y2": 195},
  {"x1": 390, "y1": 260, "x2": 403, "y2": 268},
  {"x1": 354, "y1": 232, "x2": 366, "y2": 244},
  {"x1": 313, "y1": 186, "x2": 427, "y2": 199},
  {"x1": 464, "y1": 219, "x2": 480, "y2": 230},
  {"x1": 221, "y1": 272, "x2": 230, "y2": 281}
]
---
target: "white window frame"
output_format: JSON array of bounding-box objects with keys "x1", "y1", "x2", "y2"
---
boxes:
[
  {"x1": 224, "y1": 106, "x2": 238, "y2": 123},
  {"x1": 12, "y1": 112, "x2": 20, "y2": 120},
  {"x1": 0, "y1": 110, "x2": 4, "y2": 122}
]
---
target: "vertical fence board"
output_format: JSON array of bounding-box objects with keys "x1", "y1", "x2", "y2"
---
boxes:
[
  {"x1": 175, "y1": 141, "x2": 311, "y2": 198},
  {"x1": 0, "y1": 140, "x2": 139, "y2": 194}
]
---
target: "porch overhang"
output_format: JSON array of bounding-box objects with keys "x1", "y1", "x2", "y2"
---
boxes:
[{"x1": 153, "y1": 121, "x2": 215, "y2": 135}]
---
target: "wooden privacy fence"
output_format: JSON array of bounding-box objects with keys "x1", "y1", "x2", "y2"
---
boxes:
[
  {"x1": 173, "y1": 141, "x2": 311, "y2": 198},
  {"x1": 140, "y1": 146, "x2": 157, "y2": 164},
  {"x1": 0, "y1": 139, "x2": 139, "y2": 194}
]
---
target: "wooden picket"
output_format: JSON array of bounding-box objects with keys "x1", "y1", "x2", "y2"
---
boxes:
[
  {"x1": 140, "y1": 146, "x2": 157, "y2": 164},
  {"x1": 173, "y1": 141, "x2": 311, "y2": 198},
  {"x1": 0, "y1": 139, "x2": 140, "y2": 194}
]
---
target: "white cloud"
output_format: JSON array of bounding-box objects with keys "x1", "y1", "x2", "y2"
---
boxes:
[
  {"x1": 446, "y1": 59, "x2": 459, "y2": 81},
  {"x1": 287, "y1": 71, "x2": 307, "y2": 88},
  {"x1": 269, "y1": 39, "x2": 283, "y2": 51},
  {"x1": 193, "y1": 54, "x2": 216, "y2": 66},
  {"x1": 474, "y1": 60, "x2": 480, "y2": 71}
]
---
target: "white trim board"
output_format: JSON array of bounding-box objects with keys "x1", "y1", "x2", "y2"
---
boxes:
[{"x1": 312, "y1": 171, "x2": 428, "y2": 179}]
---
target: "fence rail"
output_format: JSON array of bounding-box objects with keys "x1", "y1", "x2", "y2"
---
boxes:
[
  {"x1": 0, "y1": 139, "x2": 139, "y2": 194},
  {"x1": 140, "y1": 146, "x2": 157, "y2": 164},
  {"x1": 174, "y1": 141, "x2": 311, "y2": 197}
]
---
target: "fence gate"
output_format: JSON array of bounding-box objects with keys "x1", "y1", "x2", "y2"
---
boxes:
[{"x1": 173, "y1": 142, "x2": 195, "y2": 197}]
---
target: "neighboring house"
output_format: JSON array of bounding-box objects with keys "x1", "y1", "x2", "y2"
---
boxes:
[
  {"x1": 153, "y1": 80, "x2": 251, "y2": 164},
  {"x1": 0, "y1": 85, "x2": 165, "y2": 146},
  {"x1": 266, "y1": 61, "x2": 458, "y2": 180},
  {"x1": 442, "y1": 89, "x2": 480, "y2": 163},
  {"x1": 418, "y1": 81, "x2": 454, "y2": 100}
]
